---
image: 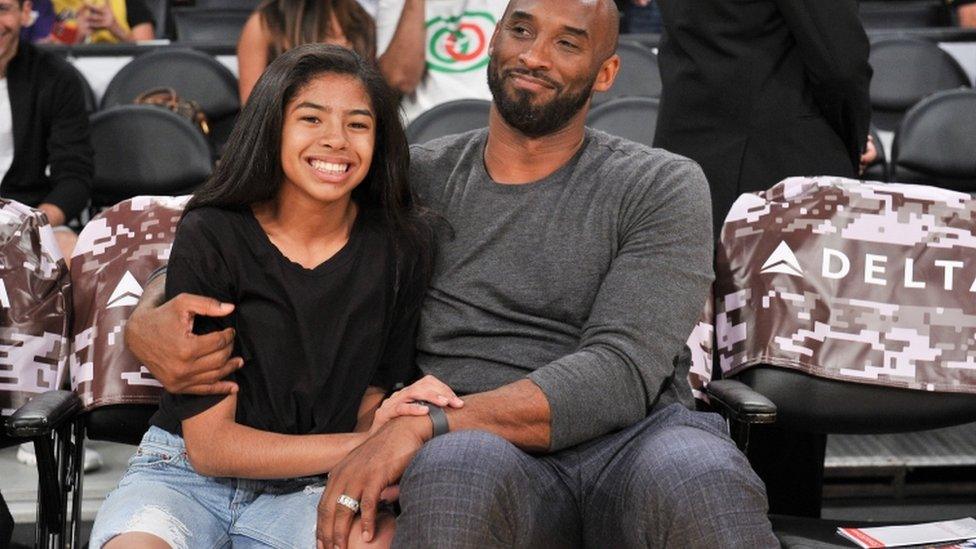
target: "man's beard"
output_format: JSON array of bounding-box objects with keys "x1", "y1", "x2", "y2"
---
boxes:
[{"x1": 487, "y1": 58, "x2": 594, "y2": 138}]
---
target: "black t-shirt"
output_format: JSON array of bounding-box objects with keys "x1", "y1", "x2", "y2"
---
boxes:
[
  {"x1": 150, "y1": 205, "x2": 422, "y2": 436},
  {"x1": 125, "y1": 0, "x2": 155, "y2": 28}
]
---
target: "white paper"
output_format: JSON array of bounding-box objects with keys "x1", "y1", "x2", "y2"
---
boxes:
[{"x1": 836, "y1": 517, "x2": 976, "y2": 548}]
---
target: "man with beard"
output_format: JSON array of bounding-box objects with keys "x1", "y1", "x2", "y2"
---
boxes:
[{"x1": 122, "y1": 0, "x2": 777, "y2": 547}]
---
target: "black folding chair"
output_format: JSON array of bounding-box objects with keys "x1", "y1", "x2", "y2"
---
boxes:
[
  {"x1": 88, "y1": 106, "x2": 213, "y2": 213},
  {"x1": 587, "y1": 96, "x2": 659, "y2": 147},
  {"x1": 100, "y1": 48, "x2": 240, "y2": 153},
  {"x1": 869, "y1": 38, "x2": 971, "y2": 132},
  {"x1": 592, "y1": 40, "x2": 661, "y2": 106},
  {"x1": 891, "y1": 89, "x2": 976, "y2": 193},
  {"x1": 406, "y1": 99, "x2": 492, "y2": 144}
]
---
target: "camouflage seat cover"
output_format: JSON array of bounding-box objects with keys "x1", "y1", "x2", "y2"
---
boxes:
[
  {"x1": 716, "y1": 176, "x2": 976, "y2": 393},
  {"x1": 0, "y1": 200, "x2": 71, "y2": 417},
  {"x1": 70, "y1": 196, "x2": 190, "y2": 410}
]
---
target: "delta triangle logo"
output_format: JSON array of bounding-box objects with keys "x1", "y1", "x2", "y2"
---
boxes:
[
  {"x1": 759, "y1": 241, "x2": 804, "y2": 278},
  {"x1": 107, "y1": 271, "x2": 144, "y2": 309}
]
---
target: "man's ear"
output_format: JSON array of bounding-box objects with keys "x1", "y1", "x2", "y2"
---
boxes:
[{"x1": 592, "y1": 54, "x2": 620, "y2": 94}]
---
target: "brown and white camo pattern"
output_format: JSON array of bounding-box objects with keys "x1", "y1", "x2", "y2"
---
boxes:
[
  {"x1": 70, "y1": 196, "x2": 190, "y2": 410},
  {"x1": 715, "y1": 176, "x2": 976, "y2": 393},
  {"x1": 0, "y1": 200, "x2": 71, "y2": 416}
]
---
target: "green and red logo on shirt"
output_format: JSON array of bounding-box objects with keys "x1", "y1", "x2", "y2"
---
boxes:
[{"x1": 426, "y1": 11, "x2": 497, "y2": 73}]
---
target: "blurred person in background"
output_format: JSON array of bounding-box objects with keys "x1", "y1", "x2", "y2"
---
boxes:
[
  {"x1": 376, "y1": 0, "x2": 508, "y2": 123},
  {"x1": 950, "y1": 0, "x2": 976, "y2": 26},
  {"x1": 654, "y1": 0, "x2": 872, "y2": 518},
  {"x1": 18, "y1": 0, "x2": 54, "y2": 41},
  {"x1": 236, "y1": 0, "x2": 374, "y2": 102},
  {"x1": 39, "y1": 0, "x2": 154, "y2": 43}
]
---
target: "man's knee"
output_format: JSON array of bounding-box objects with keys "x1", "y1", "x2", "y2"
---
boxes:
[
  {"x1": 401, "y1": 430, "x2": 524, "y2": 495},
  {"x1": 622, "y1": 424, "x2": 774, "y2": 547},
  {"x1": 634, "y1": 424, "x2": 765, "y2": 511}
]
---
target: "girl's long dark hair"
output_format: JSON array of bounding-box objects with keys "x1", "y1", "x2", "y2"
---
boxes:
[
  {"x1": 187, "y1": 44, "x2": 433, "y2": 300},
  {"x1": 259, "y1": 0, "x2": 375, "y2": 63}
]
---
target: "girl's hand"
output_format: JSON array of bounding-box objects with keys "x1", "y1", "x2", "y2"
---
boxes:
[{"x1": 369, "y1": 375, "x2": 464, "y2": 435}]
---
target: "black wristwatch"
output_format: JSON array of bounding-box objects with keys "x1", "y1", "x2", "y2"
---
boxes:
[{"x1": 419, "y1": 400, "x2": 450, "y2": 438}]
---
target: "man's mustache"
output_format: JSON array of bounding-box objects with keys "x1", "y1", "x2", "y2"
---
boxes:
[{"x1": 504, "y1": 68, "x2": 561, "y2": 90}]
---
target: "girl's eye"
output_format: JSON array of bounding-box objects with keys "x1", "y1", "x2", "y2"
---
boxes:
[
  {"x1": 349, "y1": 122, "x2": 370, "y2": 130},
  {"x1": 301, "y1": 116, "x2": 319, "y2": 123}
]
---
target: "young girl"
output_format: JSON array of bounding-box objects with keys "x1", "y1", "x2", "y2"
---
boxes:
[
  {"x1": 236, "y1": 0, "x2": 374, "y2": 103},
  {"x1": 89, "y1": 44, "x2": 460, "y2": 549}
]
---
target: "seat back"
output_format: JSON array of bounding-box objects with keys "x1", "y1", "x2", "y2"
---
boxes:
[
  {"x1": 592, "y1": 40, "x2": 661, "y2": 106},
  {"x1": 0, "y1": 200, "x2": 71, "y2": 417},
  {"x1": 100, "y1": 48, "x2": 241, "y2": 151},
  {"x1": 869, "y1": 38, "x2": 971, "y2": 131},
  {"x1": 89, "y1": 105, "x2": 213, "y2": 209},
  {"x1": 406, "y1": 99, "x2": 491, "y2": 144},
  {"x1": 714, "y1": 176, "x2": 976, "y2": 433},
  {"x1": 586, "y1": 96, "x2": 659, "y2": 147},
  {"x1": 70, "y1": 196, "x2": 189, "y2": 443},
  {"x1": 65, "y1": 61, "x2": 98, "y2": 113},
  {"x1": 891, "y1": 89, "x2": 976, "y2": 193},
  {"x1": 859, "y1": 1, "x2": 952, "y2": 29},
  {"x1": 172, "y1": 8, "x2": 251, "y2": 44}
]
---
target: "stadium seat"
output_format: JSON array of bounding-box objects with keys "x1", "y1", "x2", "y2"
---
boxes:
[
  {"x1": 592, "y1": 40, "x2": 660, "y2": 106},
  {"x1": 406, "y1": 99, "x2": 491, "y2": 144},
  {"x1": 0, "y1": 199, "x2": 79, "y2": 548},
  {"x1": 64, "y1": 196, "x2": 188, "y2": 543},
  {"x1": 710, "y1": 369, "x2": 976, "y2": 547},
  {"x1": 861, "y1": 125, "x2": 888, "y2": 182},
  {"x1": 172, "y1": 8, "x2": 251, "y2": 45},
  {"x1": 586, "y1": 96, "x2": 659, "y2": 147},
  {"x1": 891, "y1": 89, "x2": 976, "y2": 193},
  {"x1": 65, "y1": 62, "x2": 97, "y2": 113},
  {"x1": 99, "y1": 48, "x2": 241, "y2": 153},
  {"x1": 869, "y1": 38, "x2": 971, "y2": 131},
  {"x1": 708, "y1": 177, "x2": 976, "y2": 547},
  {"x1": 858, "y1": 0, "x2": 953, "y2": 29},
  {"x1": 89, "y1": 106, "x2": 213, "y2": 210},
  {"x1": 143, "y1": 0, "x2": 171, "y2": 39}
]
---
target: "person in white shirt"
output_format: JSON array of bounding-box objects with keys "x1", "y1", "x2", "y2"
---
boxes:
[{"x1": 376, "y1": 0, "x2": 507, "y2": 123}]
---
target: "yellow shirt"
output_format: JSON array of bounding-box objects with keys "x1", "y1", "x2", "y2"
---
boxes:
[{"x1": 53, "y1": 0, "x2": 130, "y2": 44}]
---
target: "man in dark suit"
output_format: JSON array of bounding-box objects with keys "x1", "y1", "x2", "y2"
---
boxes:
[
  {"x1": 654, "y1": 0, "x2": 871, "y2": 235},
  {"x1": 653, "y1": 0, "x2": 872, "y2": 518}
]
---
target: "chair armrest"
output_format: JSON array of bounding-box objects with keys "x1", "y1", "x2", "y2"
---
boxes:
[
  {"x1": 705, "y1": 380, "x2": 777, "y2": 425},
  {"x1": 5, "y1": 390, "x2": 83, "y2": 438}
]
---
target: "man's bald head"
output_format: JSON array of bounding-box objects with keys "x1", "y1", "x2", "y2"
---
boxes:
[{"x1": 499, "y1": 0, "x2": 620, "y2": 61}]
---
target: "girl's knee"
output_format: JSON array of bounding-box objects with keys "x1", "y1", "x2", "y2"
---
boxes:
[{"x1": 103, "y1": 532, "x2": 173, "y2": 549}]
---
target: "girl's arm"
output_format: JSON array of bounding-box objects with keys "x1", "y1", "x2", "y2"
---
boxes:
[
  {"x1": 182, "y1": 393, "x2": 366, "y2": 479},
  {"x1": 183, "y1": 378, "x2": 463, "y2": 478}
]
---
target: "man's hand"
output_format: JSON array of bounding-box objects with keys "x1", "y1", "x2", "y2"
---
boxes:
[
  {"x1": 369, "y1": 375, "x2": 464, "y2": 435},
  {"x1": 859, "y1": 133, "x2": 878, "y2": 176},
  {"x1": 317, "y1": 416, "x2": 432, "y2": 549},
  {"x1": 125, "y1": 286, "x2": 242, "y2": 395}
]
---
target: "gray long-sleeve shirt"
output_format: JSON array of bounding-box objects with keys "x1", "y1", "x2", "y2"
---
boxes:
[{"x1": 410, "y1": 128, "x2": 714, "y2": 451}]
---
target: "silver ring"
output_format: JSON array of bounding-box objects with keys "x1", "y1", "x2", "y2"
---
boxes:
[{"x1": 337, "y1": 494, "x2": 360, "y2": 513}]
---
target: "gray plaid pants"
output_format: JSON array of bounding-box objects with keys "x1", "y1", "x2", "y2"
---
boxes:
[{"x1": 393, "y1": 403, "x2": 778, "y2": 549}]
